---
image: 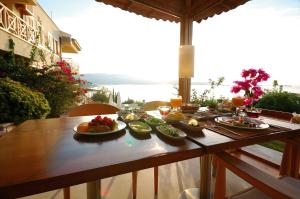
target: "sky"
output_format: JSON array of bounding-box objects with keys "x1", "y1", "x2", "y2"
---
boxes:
[{"x1": 38, "y1": 0, "x2": 300, "y2": 85}]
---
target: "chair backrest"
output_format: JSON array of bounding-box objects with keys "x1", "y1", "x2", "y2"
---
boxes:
[
  {"x1": 261, "y1": 109, "x2": 293, "y2": 121},
  {"x1": 141, "y1": 101, "x2": 170, "y2": 111},
  {"x1": 214, "y1": 151, "x2": 300, "y2": 199},
  {"x1": 68, "y1": 103, "x2": 120, "y2": 117}
]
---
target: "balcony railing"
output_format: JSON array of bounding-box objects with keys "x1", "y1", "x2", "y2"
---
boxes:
[{"x1": 0, "y1": 2, "x2": 40, "y2": 45}]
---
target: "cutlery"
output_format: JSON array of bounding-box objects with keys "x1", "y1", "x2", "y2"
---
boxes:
[
  {"x1": 205, "y1": 122, "x2": 241, "y2": 136},
  {"x1": 268, "y1": 124, "x2": 283, "y2": 129}
]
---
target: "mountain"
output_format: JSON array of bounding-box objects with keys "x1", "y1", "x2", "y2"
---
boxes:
[
  {"x1": 82, "y1": 73, "x2": 177, "y2": 86},
  {"x1": 82, "y1": 73, "x2": 213, "y2": 86}
]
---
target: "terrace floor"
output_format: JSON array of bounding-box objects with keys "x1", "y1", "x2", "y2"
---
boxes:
[{"x1": 20, "y1": 157, "x2": 255, "y2": 199}]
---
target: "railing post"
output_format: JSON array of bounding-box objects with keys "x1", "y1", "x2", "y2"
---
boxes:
[{"x1": 3, "y1": 6, "x2": 6, "y2": 29}]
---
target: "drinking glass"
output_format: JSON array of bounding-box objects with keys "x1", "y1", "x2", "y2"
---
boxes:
[
  {"x1": 232, "y1": 96, "x2": 245, "y2": 116},
  {"x1": 170, "y1": 95, "x2": 182, "y2": 111},
  {"x1": 158, "y1": 106, "x2": 171, "y2": 116}
]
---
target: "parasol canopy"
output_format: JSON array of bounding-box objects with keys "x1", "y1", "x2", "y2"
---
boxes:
[{"x1": 96, "y1": 0, "x2": 249, "y2": 23}]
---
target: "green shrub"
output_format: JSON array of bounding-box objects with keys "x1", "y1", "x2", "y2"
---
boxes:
[
  {"x1": 256, "y1": 91, "x2": 300, "y2": 113},
  {"x1": 191, "y1": 77, "x2": 225, "y2": 106},
  {"x1": 91, "y1": 88, "x2": 109, "y2": 103},
  {"x1": 0, "y1": 78, "x2": 50, "y2": 124},
  {"x1": 201, "y1": 98, "x2": 219, "y2": 108},
  {"x1": 122, "y1": 98, "x2": 144, "y2": 107},
  {"x1": 255, "y1": 80, "x2": 300, "y2": 113}
]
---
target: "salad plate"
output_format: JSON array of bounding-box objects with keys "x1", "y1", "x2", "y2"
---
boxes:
[
  {"x1": 156, "y1": 124, "x2": 187, "y2": 140},
  {"x1": 128, "y1": 121, "x2": 152, "y2": 134},
  {"x1": 144, "y1": 117, "x2": 166, "y2": 126},
  {"x1": 215, "y1": 116, "x2": 269, "y2": 130},
  {"x1": 119, "y1": 112, "x2": 141, "y2": 122},
  {"x1": 74, "y1": 120, "x2": 126, "y2": 135}
]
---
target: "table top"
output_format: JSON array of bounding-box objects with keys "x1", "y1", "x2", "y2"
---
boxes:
[
  {"x1": 184, "y1": 115, "x2": 300, "y2": 153},
  {"x1": 0, "y1": 115, "x2": 203, "y2": 198}
]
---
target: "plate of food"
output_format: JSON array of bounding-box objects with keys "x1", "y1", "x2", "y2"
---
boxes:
[
  {"x1": 164, "y1": 111, "x2": 186, "y2": 124},
  {"x1": 144, "y1": 117, "x2": 166, "y2": 126},
  {"x1": 179, "y1": 118, "x2": 205, "y2": 131},
  {"x1": 156, "y1": 124, "x2": 187, "y2": 140},
  {"x1": 74, "y1": 115, "x2": 126, "y2": 135},
  {"x1": 128, "y1": 121, "x2": 152, "y2": 134},
  {"x1": 215, "y1": 116, "x2": 269, "y2": 130}
]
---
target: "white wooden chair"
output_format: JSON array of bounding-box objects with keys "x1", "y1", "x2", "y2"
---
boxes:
[{"x1": 68, "y1": 103, "x2": 135, "y2": 199}]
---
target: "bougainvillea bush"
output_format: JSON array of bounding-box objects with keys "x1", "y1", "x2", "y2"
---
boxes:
[
  {"x1": 0, "y1": 56, "x2": 87, "y2": 118},
  {"x1": 231, "y1": 68, "x2": 270, "y2": 107}
]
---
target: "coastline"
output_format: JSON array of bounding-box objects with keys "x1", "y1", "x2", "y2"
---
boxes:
[{"x1": 90, "y1": 84, "x2": 300, "y2": 102}]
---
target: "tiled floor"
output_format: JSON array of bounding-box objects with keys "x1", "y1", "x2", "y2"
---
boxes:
[{"x1": 20, "y1": 158, "x2": 250, "y2": 199}]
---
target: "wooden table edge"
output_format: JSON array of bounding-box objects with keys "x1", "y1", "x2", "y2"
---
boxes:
[{"x1": 0, "y1": 147, "x2": 203, "y2": 198}]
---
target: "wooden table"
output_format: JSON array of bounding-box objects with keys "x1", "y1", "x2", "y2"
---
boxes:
[{"x1": 0, "y1": 115, "x2": 203, "y2": 198}]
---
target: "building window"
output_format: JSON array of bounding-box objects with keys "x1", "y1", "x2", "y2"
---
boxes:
[{"x1": 48, "y1": 33, "x2": 53, "y2": 51}]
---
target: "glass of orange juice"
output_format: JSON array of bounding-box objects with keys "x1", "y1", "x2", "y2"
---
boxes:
[
  {"x1": 170, "y1": 95, "x2": 182, "y2": 111},
  {"x1": 232, "y1": 96, "x2": 245, "y2": 116}
]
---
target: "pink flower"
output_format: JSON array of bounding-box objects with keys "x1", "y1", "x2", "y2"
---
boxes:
[
  {"x1": 231, "y1": 68, "x2": 270, "y2": 107},
  {"x1": 234, "y1": 80, "x2": 251, "y2": 91},
  {"x1": 248, "y1": 69, "x2": 257, "y2": 78},
  {"x1": 251, "y1": 79, "x2": 258, "y2": 86},
  {"x1": 244, "y1": 97, "x2": 253, "y2": 106},
  {"x1": 68, "y1": 76, "x2": 75, "y2": 81},
  {"x1": 241, "y1": 69, "x2": 250, "y2": 78},
  {"x1": 252, "y1": 86, "x2": 264, "y2": 97},
  {"x1": 231, "y1": 86, "x2": 241, "y2": 93}
]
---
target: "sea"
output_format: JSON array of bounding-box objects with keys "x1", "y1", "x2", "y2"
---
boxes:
[{"x1": 90, "y1": 84, "x2": 300, "y2": 103}]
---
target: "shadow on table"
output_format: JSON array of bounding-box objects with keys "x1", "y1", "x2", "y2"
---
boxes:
[{"x1": 73, "y1": 129, "x2": 126, "y2": 143}]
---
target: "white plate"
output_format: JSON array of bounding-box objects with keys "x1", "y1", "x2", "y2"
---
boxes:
[
  {"x1": 74, "y1": 120, "x2": 127, "y2": 135},
  {"x1": 215, "y1": 116, "x2": 269, "y2": 130},
  {"x1": 156, "y1": 125, "x2": 187, "y2": 140}
]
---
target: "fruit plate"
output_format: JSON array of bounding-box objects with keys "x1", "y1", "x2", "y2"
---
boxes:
[
  {"x1": 156, "y1": 124, "x2": 187, "y2": 140},
  {"x1": 215, "y1": 116, "x2": 269, "y2": 130},
  {"x1": 128, "y1": 121, "x2": 152, "y2": 134},
  {"x1": 74, "y1": 120, "x2": 126, "y2": 135}
]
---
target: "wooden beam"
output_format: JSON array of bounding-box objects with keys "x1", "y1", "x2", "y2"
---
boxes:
[
  {"x1": 130, "y1": 0, "x2": 183, "y2": 19},
  {"x1": 179, "y1": 14, "x2": 193, "y2": 103}
]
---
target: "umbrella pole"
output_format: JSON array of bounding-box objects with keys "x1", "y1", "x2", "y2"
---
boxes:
[{"x1": 179, "y1": 14, "x2": 193, "y2": 104}]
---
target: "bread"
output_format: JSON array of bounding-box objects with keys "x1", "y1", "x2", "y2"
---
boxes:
[{"x1": 291, "y1": 113, "x2": 300, "y2": 124}]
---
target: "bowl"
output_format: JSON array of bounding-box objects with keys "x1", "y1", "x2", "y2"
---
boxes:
[
  {"x1": 245, "y1": 108, "x2": 262, "y2": 118},
  {"x1": 164, "y1": 111, "x2": 185, "y2": 124},
  {"x1": 181, "y1": 103, "x2": 199, "y2": 113},
  {"x1": 179, "y1": 118, "x2": 205, "y2": 132}
]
